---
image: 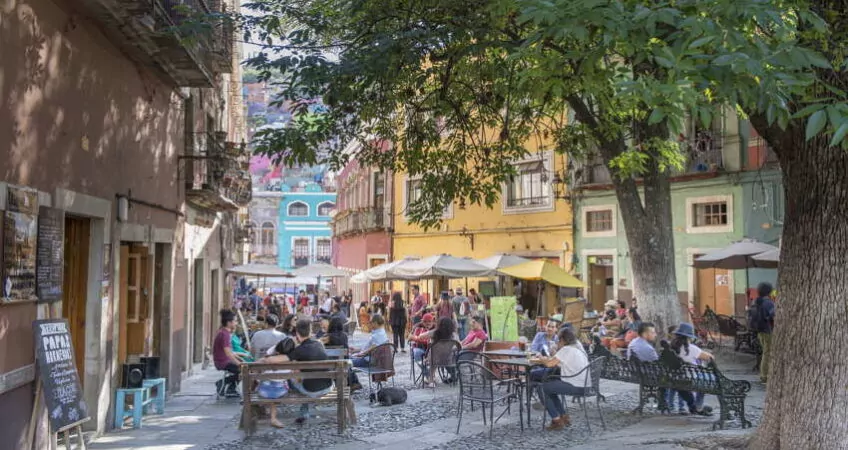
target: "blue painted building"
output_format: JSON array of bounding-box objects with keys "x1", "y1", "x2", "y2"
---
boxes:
[{"x1": 277, "y1": 183, "x2": 337, "y2": 269}]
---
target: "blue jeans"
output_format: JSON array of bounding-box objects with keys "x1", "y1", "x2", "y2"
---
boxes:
[
  {"x1": 289, "y1": 380, "x2": 332, "y2": 419},
  {"x1": 413, "y1": 347, "x2": 428, "y2": 376},
  {"x1": 457, "y1": 318, "x2": 468, "y2": 340},
  {"x1": 539, "y1": 380, "x2": 587, "y2": 419},
  {"x1": 664, "y1": 390, "x2": 686, "y2": 411},
  {"x1": 352, "y1": 356, "x2": 371, "y2": 368}
]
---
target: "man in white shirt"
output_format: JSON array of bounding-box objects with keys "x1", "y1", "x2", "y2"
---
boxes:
[{"x1": 250, "y1": 315, "x2": 286, "y2": 360}]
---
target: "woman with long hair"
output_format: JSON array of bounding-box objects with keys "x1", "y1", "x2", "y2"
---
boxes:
[
  {"x1": 670, "y1": 323, "x2": 715, "y2": 413},
  {"x1": 358, "y1": 301, "x2": 372, "y2": 332},
  {"x1": 532, "y1": 328, "x2": 590, "y2": 431},
  {"x1": 280, "y1": 314, "x2": 297, "y2": 337},
  {"x1": 388, "y1": 292, "x2": 408, "y2": 353}
]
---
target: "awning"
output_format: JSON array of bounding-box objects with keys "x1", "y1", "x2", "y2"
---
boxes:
[
  {"x1": 497, "y1": 260, "x2": 584, "y2": 288},
  {"x1": 350, "y1": 258, "x2": 420, "y2": 283},
  {"x1": 751, "y1": 248, "x2": 780, "y2": 269}
]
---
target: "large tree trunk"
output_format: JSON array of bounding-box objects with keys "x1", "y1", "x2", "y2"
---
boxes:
[
  {"x1": 748, "y1": 120, "x2": 848, "y2": 448},
  {"x1": 611, "y1": 158, "x2": 681, "y2": 335}
]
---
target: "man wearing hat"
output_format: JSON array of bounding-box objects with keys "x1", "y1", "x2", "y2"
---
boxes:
[{"x1": 408, "y1": 313, "x2": 437, "y2": 382}]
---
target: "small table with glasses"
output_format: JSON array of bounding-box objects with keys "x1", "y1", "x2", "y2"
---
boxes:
[{"x1": 483, "y1": 356, "x2": 541, "y2": 426}]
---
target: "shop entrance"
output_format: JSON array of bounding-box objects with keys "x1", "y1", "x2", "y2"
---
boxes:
[
  {"x1": 695, "y1": 261, "x2": 733, "y2": 316},
  {"x1": 588, "y1": 256, "x2": 614, "y2": 312},
  {"x1": 62, "y1": 216, "x2": 90, "y2": 384},
  {"x1": 119, "y1": 243, "x2": 151, "y2": 363}
]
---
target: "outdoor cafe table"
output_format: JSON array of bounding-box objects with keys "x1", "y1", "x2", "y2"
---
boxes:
[
  {"x1": 481, "y1": 349, "x2": 528, "y2": 358},
  {"x1": 485, "y1": 357, "x2": 540, "y2": 426}
]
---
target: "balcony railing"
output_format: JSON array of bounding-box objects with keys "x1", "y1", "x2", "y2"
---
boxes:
[
  {"x1": 186, "y1": 133, "x2": 252, "y2": 211},
  {"x1": 76, "y1": 0, "x2": 233, "y2": 87},
  {"x1": 332, "y1": 207, "x2": 389, "y2": 237}
]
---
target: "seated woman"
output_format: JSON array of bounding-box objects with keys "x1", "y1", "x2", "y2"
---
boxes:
[
  {"x1": 532, "y1": 328, "x2": 590, "y2": 431},
  {"x1": 255, "y1": 337, "x2": 297, "y2": 428},
  {"x1": 358, "y1": 302, "x2": 372, "y2": 333},
  {"x1": 458, "y1": 316, "x2": 488, "y2": 362},
  {"x1": 409, "y1": 313, "x2": 436, "y2": 376},
  {"x1": 351, "y1": 314, "x2": 389, "y2": 368},
  {"x1": 320, "y1": 317, "x2": 362, "y2": 390},
  {"x1": 279, "y1": 314, "x2": 297, "y2": 337},
  {"x1": 232, "y1": 328, "x2": 255, "y2": 363},
  {"x1": 670, "y1": 323, "x2": 715, "y2": 413},
  {"x1": 603, "y1": 308, "x2": 641, "y2": 350},
  {"x1": 422, "y1": 317, "x2": 459, "y2": 385}
]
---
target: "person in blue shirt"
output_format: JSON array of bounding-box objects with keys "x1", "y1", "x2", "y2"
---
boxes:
[
  {"x1": 351, "y1": 314, "x2": 389, "y2": 368},
  {"x1": 531, "y1": 318, "x2": 561, "y2": 354},
  {"x1": 748, "y1": 282, "x2": 776, "y2": 383}
]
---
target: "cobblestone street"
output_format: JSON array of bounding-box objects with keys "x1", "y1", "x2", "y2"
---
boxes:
[{"x1": 88, "y1": 333, "x2": 764, "y2": 450}]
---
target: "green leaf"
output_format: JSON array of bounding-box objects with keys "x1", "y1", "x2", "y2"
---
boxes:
[
  {"x1": 805, "y1": 110, "x2": 827, "y2": 141},
  {"x1": 830, "y1": 122, "x2": 848, "y2": 147},
  {"x1": 712, "y1": 54, "x2": 734, "y2": 66},
  {"x1": 654, "y1": 56, "x2": 674, "y2": 68},
  {"x1": 648, "y1": 108, "x2": 665, "y2": 125},
  {"x1": 792, "y1": 103, "x2": 826, "y2": 119},
  {"x1": 805, "y1": 51, "x2": 832, "y2": 69},
  {"x1": 689, "y1": 36, "x2": 714, "y2": 49}
]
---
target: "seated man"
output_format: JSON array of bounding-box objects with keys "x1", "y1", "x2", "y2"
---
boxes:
[
  {"x1": 409, "y1": 313, "x2": 436, "y2": 373},
  {"x1": 214, "y1": 309, "x2": 243, "y2": 398},
  {"x1": 251, "y1": 314, "x2": 286, "y2": 360},
  {"x1": 530, "y1": 318, "x2": 561, "y2": 383},
  {"x1": 289, "y1": 318, "x2": 333, "y2": 424},
  {"x1": 627, "y1": 322, "x2": 711, "y2": 416}
]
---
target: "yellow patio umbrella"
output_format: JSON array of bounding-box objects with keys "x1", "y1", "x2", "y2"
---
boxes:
[{"x1": 497, "y1": 260, "x2": 584, "y2": 288}]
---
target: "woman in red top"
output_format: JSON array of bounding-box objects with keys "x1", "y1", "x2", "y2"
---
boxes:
[{"x1": 460, "y1": 316, "x2": 488, "y2": 353}]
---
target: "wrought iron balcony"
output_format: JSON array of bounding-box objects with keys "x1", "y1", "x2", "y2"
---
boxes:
[
  {"x1": 75, "y1": 0, "x2": 233, "y2": 87},
  {"x1": 332, "y1": 207, "x2": 389, "y2": 237},
  {"x1": 185, "y1": 133, "x2": 252, "y2": 211}
]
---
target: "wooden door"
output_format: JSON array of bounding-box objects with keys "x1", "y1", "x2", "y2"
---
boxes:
[
  {"x1": 369, "y1": 257, "x2": 386, "y2": 296},
  {"x1": 696, "y1": 267, "x2": 733, "y2": 316},
  {"x1": 590, "y1": 264, "x2": 608, "y2": 312},
  {"x1": 120, "y1": 244, "x2": 149, "y2": 362},
  {"x1": 62, "y1": 217, "x2": 90, "y2": 384}
]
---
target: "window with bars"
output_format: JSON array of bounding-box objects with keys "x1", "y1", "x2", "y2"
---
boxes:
[
  {"x1": 293, "y1": 238, "x2": 310, "y2": 267},
  {"x1": 692, "y1": 202, "x2": 728, "y2": 227},
  {"x1": 318, "y1": 202, "x2": 335, "y2": 216},
  {"x1": 260, "y1": 222, "x2": 275, "y2": 254},
  {"x1": 505, "y1": 160, "x2": 551, "y2": 209},
  {"x1": 288, "y1": 202, "x2": 308, "y2": 217},
  {"x1": 586, "y1": 210, "x2": 614, "y2": 232},
  {"x1": 316, "y1": 239, "x2": 331, "y2": 263}
]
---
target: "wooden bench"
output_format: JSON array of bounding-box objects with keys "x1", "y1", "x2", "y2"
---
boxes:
[
  {"x1": 591, "y1": 344, "x2": 752, "y2": 430},
  {"x1": 240, "y1": 360, "x2": 357, "y2": 435}
]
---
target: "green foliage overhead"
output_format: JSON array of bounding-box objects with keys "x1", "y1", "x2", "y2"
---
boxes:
[{"x1": 238, "y1": 0, "x2": 834, "y2": 227}]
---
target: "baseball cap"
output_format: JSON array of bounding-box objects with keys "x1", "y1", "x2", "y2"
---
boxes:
[{"x1": 422, "y1": 313, "x2": 435, "y2": 322}]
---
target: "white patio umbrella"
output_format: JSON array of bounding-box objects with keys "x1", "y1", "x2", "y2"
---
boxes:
[
  {"x1": 751, "y1": 248, "x2": 780, "y2": 269},
  {"x1": 350, "y1": 258, "x2": 420, "y2": 283},
  {"x1": 226, "y1": 263, "x2": 295, "y2": 277},
  {"x1": 476, "y1": 254, "x2": 532, "y2": 270},
  {"x1": 389, "y1": 254, "x2": 493, "y2": 279},
  {"x1": 293, "y1": 262, "x2": 349, "y2": 278}
]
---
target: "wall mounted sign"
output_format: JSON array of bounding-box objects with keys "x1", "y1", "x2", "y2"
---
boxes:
[
  {"x1": 36, "y1": 206, "x2": 64, "y2": 303},
  {"x1": 3, "y1": 211, "x2": 38, "y2": 302}
]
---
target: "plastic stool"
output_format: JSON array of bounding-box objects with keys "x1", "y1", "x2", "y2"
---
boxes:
[
  {"x1": 114, "y1": 388, "x2": 146, "y2": 429},
  {"x1": 142, "y1": 378, "x2": 167, "y2": 414}
]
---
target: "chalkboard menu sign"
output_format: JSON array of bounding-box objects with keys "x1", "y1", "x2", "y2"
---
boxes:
[
  {"x1": 36, "y1": 207, "x2": 64, "y2": 303},
  {"x1": 33, "y1": 319, "x2": 89, "y2": 432}
]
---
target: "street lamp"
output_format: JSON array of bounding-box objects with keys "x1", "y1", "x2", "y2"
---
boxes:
[{"x1": 550, "y1": 170, "x2": 572, "y2": 203}]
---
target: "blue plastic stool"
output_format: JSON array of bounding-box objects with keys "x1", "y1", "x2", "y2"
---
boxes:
[
  {"x1": 114, "y1": 388, "x2": 146, "y2": 429},
  {"x1": 142, "y1": 378, "x2": 167, "y2": 415}
]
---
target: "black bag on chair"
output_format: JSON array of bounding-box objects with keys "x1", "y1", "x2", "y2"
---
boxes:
[{"x1": 371, "y1": 387, "x2": 407, "y2": 406}]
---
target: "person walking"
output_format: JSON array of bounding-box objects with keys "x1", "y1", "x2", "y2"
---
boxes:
[
  {"x1": 389, "y1": 292, "x2": 408, "y2": 353},
  {"x1": 748, "y1": 282, "x2": 776, "y2": 383},
  {"x1": 452, "y1": 287, "x2": 471, "y2": 340}
]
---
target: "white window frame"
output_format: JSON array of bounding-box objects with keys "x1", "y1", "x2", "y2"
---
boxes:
[
  {"x1": 581, "y1": 205, "x2": 617, "y2": 238},
  {"x1": 287, "y1": 201, "x2": 310, "y2": 217},
  {"x1": 402, "y1": 175, "x2": 453, "y2": 221},
  {"x1": 317, "y1": 201, "x2": 336, "y2": 217},
  {"x1": 260, "y1": 222, "x2": 276, "y2": 255},
  {"x1": 686, "y1": 194, "x2": 733, "y2": 234},
  {"x1": 314, "y1": 237, "x2": 332, "y2": 263},
  {"x1": 291, "y1": 236, "x2": 311, "y2": 266},
  {"x1": 501, "y1": 150, "x2": 555, "y2": 215}
]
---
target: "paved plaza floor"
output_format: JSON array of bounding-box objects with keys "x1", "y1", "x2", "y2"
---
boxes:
[{"x1": 86, "y1": 333, "x2": 764, "y2": 450}]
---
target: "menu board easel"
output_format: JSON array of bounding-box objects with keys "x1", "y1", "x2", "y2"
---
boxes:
[{"x1": 32, "y1": 319, "x2": 89, "y2": 449}]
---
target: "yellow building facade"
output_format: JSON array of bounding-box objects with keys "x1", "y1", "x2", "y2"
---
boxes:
[{"x1": 391, "y1": 148, "x2": 575, "y2": 305}]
